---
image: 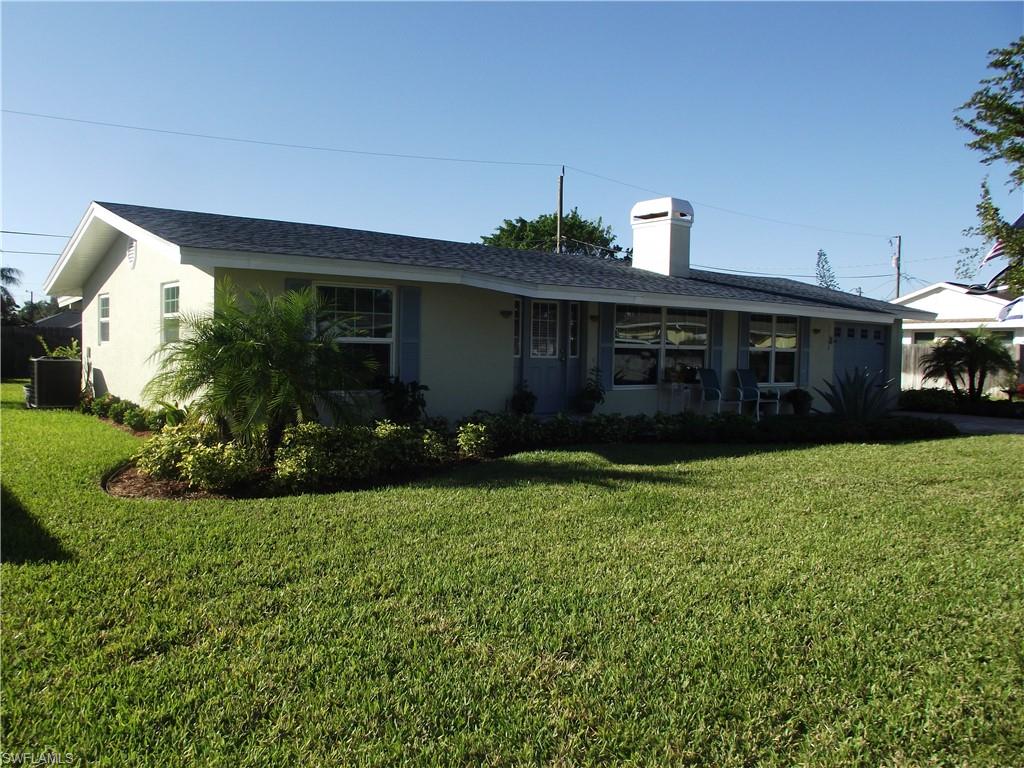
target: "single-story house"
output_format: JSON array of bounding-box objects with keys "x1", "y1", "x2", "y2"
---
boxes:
[
  {"x1": 893, "y1": 280, "x2": 1023, "y2": 391},
  {"x1": 43, "y1": 197, "x2": 934, "y2": 421}
]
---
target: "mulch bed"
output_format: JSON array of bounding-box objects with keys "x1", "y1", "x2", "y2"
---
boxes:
[{"x1": 104, "y1": 464, "x2": 222, "y2": 501}]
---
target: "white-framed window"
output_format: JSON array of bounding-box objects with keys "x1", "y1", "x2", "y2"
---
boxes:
[
  {"x1": 614, "y1": 305, "x2": 708, "y2": 387},
  {"x1": 530, "y1": 301, "x2": 559, "y2": 358},
  {"x1": 161, "y1": 282, "x2": 180, "y2": 343},
  {"x1": 316, "y1": 283, "x2": 394, "y2": 385},
  {"x1": 749, "y1": 314, "x2": 798, "y2": 384},
  {"x1": 98, "y1": 294, "x2": 110, "y2": 343},
  {"x1": 513, "y1": 299, "x2": 521, "y2": 358},
  {"x1": 568, "y1": 302, "x2": 580, "y2": 358}
]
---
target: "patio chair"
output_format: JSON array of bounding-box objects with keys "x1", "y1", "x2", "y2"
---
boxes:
[
  {"x1": 695, "y1": 369, "x2": 743, "y2": 415},
  {"x1": 734, "y1": 368, "x2": 781, "y2": 421}
]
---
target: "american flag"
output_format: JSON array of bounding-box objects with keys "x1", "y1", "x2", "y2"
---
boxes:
[{"x1": 980, "y1": 239, "x2": 1005, "y2": 267}]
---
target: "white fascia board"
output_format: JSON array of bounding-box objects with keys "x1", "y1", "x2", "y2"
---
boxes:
[
  {"x1": 57, "y1": 295, "x2": 82, "y2": 307},
  {"x1": 891, "y1": 282, "x2": 960, "y2": 305},
  {"x1": 43, "y1": 202, "x2": 181, "y2": 295},
  {"x1": 182, "y1": 247, "x2": 917, "y2": 324},
  {"x1": 904, "y1": 319, "x2": 1024, "y2": 331}
]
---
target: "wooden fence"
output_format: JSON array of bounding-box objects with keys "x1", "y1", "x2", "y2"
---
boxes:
[
  {"x1": 902, "y1": 341, "x2": 1022, "y2": 393},
  {"x1": 1, "y1": 326, "x2": 79, "y2": 380}
]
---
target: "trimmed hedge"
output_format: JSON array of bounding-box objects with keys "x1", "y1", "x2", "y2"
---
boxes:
[
  {"x1": 454, "y1": 410, "x2": 960, "y2": 459},
  {"x1": 899, "y1": 388, "x2": 1024, "y2": 418},
  {"x1": 128, "y1": 408, "x2": 958, "y2": 495}
]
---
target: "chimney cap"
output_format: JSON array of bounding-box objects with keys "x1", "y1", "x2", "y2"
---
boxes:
[{"x1": 630, "y1": 197, "x2": 694, "y2": 226}]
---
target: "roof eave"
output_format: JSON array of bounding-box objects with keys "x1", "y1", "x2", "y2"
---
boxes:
[
  {"x1": 44, "y1": 202, "x2": 182, "y2": 296},
  {"x1": 182, "y1": 246, "x2": 916, "y2": 324}
]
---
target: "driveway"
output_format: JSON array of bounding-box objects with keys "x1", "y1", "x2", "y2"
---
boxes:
[{"x1": 895, "y1": 411, "x2": 1024, "y2": 436}]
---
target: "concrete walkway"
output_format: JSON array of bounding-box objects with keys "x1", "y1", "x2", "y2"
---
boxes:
[{"x1": 894, "y1": 411, "x2": 1024, "y2": 436}]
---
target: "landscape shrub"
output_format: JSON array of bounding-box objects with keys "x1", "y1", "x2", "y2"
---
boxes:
[
  {"x1": 90, "y1": 393, "x2": 120, "y2": 418},
  {"x1": 373, "y1": 420, "x2": 429, "y2": 471},
  {"x1": 457, "y1": 422, "x2": 495, "y2": 459},
  {"x1": 134, "y1": 424, "x2": 216, "y2": 479},
  {"x1": 274, "y1": 422, "x2": 380, "y2": 491},
  {"x1": 420, "y1": 427, "x2": 453, "y2": 465},
  {"x1": 379, "y1": 378, "x2": 430, "y2": 424},
  {"x1": 898, "y1": 387, "x2": 1023, "y2": 419},
  {"x1": 179, "y1": 441, "x2": 261, "y2": 492},
  {"x1": 122, "y1": 406, "x2": 150, "y2": 433},
  {"x1": 107, "y1": 400, "x2": 133, "y2": 424},
  {"x1": 898, "y1": 388, "x2": 958, "y2": 412}
]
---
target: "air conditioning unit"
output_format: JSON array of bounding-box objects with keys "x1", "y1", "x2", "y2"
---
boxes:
[{"x1": 27, "y1": 358, "x2": 82, "y2": 409}]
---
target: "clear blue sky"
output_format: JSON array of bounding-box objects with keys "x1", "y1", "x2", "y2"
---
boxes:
[{"x1": 2, "y1": 2, "x2": 1022, "y2": 304}]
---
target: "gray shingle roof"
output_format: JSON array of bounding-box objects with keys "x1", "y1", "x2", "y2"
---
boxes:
[{"x1": 97, "y1": 201, "x2": 908, "y2": 316}]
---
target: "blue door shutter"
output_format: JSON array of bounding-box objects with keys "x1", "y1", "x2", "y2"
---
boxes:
[
  {"x1": 598, "y1": 303, "x2": 614, "y2": 390},
  {"x1": 398, "y1": 286, "x2": 421, "y2": 383},
  {"x1": 284, "y1": 278, "x2": 312, "y2": 293},
  {"x1": 709, "y1": 310, "x2": 724, "y2": 374},
  {"x1": 798, "y1": 317, "x2": 811, "y2": 387},
  {"x1": 737, "y1": 313, "x2": 750, "y2": 369}
]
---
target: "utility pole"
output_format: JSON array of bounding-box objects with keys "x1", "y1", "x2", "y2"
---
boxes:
[
  {"x1": 556, "y1": 166, "x2": 564, "y2": 254},
  {"x1": 893, "y1": 234, "x2": 902, "y2": 298}
]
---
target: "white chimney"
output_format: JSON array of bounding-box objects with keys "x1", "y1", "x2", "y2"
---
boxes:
[{"x1": 629, "y1": 197, "x2": 694, "y2": 277}]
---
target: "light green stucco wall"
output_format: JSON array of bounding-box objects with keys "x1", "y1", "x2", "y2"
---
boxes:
[{"x1": 219, "y1": 268, "x2": 516, "y2": 422}]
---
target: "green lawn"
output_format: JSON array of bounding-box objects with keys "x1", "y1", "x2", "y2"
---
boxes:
[{"x1": 2, "y1": 382, "x2": 1022, "y2": 766}]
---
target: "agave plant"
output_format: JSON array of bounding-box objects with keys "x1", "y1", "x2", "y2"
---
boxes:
[
  {"x1": 814, "y1": 367, "x2": 894, "y2": 421},
  {"x1": 145, "y1": 278, "x2": 375, "y2": 459}
]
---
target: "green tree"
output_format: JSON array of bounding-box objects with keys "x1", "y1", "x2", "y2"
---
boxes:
[
  {"x1": 920, "y1": 329, "x2": 1015, "y2": 402},
  {"x1": 1, "y1": 266, "x2": 23, "y2": 324},
  {"x1": 482, "y1": 208, "x2": 628, "y2": 260},
  {"x1": 955, "y1": 36, "x2": 1024, "y2": 292},
  {"x1": 815, "y1": 249, "x2": 839, "y2": 290},
  {"x1": 18, "y1": 296, "x2": 60, "y2": 324},
  {"x1": 145, "y1": 280, "x2": 374, "y2": 460}
]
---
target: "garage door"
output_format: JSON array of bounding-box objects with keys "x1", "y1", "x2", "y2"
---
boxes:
[{"x1": 833, "y1": 323, "x2": 888, "y2": 379}]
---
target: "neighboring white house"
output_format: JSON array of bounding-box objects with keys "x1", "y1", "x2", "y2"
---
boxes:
[
  {"x1": 893, "y1": 281, "x2": 1024, "y2": 391},
  {"x1": 43, "y1": 198, "x2": 934, "y2": 422}
]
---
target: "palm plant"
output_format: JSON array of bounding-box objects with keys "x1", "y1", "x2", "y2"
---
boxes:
[
  {"x1": 920, "y1": 330, "x2": 1015, "y2": 402},
  {"x1": 1, "y1": 266, "x2": 23, "y2": 323},
  {"x1": 814, "y1": 367, "x2": 893, "y2": 421},
  {"x1": 145, "y1": 279, "x2": 375, "y2": 459}
]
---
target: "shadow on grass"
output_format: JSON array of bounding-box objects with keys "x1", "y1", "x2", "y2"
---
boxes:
[
  {"x1": 416, "y1": 442, "x2": 803, "y2": 491},
  {"x1": 1, "y1": 484, "x2": 74, "y2": 564}
]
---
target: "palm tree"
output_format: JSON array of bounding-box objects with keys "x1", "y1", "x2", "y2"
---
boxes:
[
  {"x1": 145, "y1": 279, "x2": 375, "y2": 459},
  {"x1": 920, "y1": 329, "x2": 1015, "y2": 402},
  {"x1": 1, "y1": 266, "x2": 23, "y2": 324}
]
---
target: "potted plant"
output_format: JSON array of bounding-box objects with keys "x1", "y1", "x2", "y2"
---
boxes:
[
  {"x1": 509, "y1": 384, "x2": 537, "y2": 415},
  {"x1": 574, "y1": 367, "x2": 606, "y2": 415},
  {"x1": 781, "y1": 387, "x2": 813, "y2": 417}
]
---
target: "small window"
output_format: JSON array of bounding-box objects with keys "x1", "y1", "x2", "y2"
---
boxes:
[
  {"x1": 873, "y1": 330, "x2": 882, "y2": 341},
  {"x1": 913, "y1": 332, "x2": 935, "y2": 344},
  {"x1": 513, "y1": 300, "x2": 521, "y2": 358},
  {"x1": 568, "y1": 303, "x2": 580, "y2": 358},
  {"x1": 847, "y1": 328, "x2": 855, "y2": 339},
  {"x1": 98, "y1": 294, "x2": 110, "y2": 343},
  {"x1": 834, "y1": 326, "x2": 842, "y2": 338},
  {"x1": 860, "y1": 328, "x2": 869, "y2": 339},
  {"x1": 161, "y1": 283, "x2": 180, "y2": 343},
  {"x1": 530, "y1": 301, "x2": 559, "y2": 358},
  {"x1": 747, "y1": 314, "x2": 799, "y2": 384}
]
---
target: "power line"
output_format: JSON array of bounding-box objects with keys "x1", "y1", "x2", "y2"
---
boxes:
[
  {"x1": 2, "y1": 109, "x2": 560, "y2": 168},
  {"x1": 567, "y1": 165, "x2": 890, "y2": 239},
  {"x1": 6, "y1": 107, "x2": 898, "y2": 240},
  {"x1": 0, "y1": 229, "x2": 68, "y2": 238},
  {"x1": 0, "y1": 249, "x2": 62, "y2": 256}
]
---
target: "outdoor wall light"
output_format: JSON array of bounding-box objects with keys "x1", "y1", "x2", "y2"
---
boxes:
[{"x1": 499, "y1": 309, "x2": 514, "y2": 319}]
